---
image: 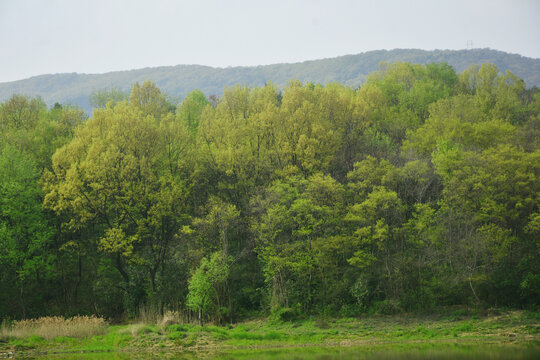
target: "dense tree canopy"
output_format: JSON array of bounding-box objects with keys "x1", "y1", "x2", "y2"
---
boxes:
[{"x1": 0, "y1": 62, "x2": 538, "y2": 322}]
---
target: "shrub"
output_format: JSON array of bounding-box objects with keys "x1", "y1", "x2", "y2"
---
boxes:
[
  {"x1": 452, "y1": 308, "x2": 471, "y2": 318},
  {"x1": 269, "y1": 303, "x2": 304, "y2": 322},
  {"x1": 339, "y1": 304, "x2": 363, "y2": 318},
  {"x1": 374, "y1": 300, "x2": 401, "y2": 315},
  {"x1": 270, "y1": 307, "x2": 297, "y2": 322}
]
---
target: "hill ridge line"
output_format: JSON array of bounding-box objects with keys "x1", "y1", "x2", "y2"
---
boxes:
[{"x1": 1, "y1": 48, "x2": 538, "y2": 113}]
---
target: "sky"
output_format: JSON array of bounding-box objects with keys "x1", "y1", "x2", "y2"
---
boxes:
[{"x1": 0, "y1": 0, "x2": 539, "y2": 83}]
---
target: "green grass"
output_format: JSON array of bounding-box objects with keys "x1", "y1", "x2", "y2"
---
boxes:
[{"x1": 1, "y1": 310, "x2": 538, "y2": 357}]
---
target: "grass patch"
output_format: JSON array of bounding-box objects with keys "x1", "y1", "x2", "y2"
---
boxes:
[
  {"x1": 165, "y1": 324, "x2": 186, "y2": 332},
  {"x1": 53, "y1": 336, "x2": 78, "y2": 344},
  {"x1": 77, "y1": 331, "x2": 133, "y2": 352},
  {"x1": 1, "y1": 310, "x2": 538, "y2": 355},
  {"x1": 453, "y1": 320, "x2": 475, "y2": 332},
  {"x1": 166, "y1": 330, "x2": 186, "y2": 340}
]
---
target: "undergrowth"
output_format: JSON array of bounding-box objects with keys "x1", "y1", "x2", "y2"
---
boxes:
[{"x1": 0, "y1": 310, "x2": 537, "y2": 354}]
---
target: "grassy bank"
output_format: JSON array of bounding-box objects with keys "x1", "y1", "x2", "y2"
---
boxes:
[{"x1": 0, "y1": 310, "x2": 538, "y2": 357}]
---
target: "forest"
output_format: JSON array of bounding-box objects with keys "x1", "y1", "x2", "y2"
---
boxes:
[{"x1": 0, "y1": 62, "x2": 538, "y2": 324}]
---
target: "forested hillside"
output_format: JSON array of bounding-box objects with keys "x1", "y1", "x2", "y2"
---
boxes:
[
  {"x1": 0, "y1": 62, "x2": 538, "y2": 324},
  {"x1": 0, "y1": 48, "x2": 539, "y2": 114}
]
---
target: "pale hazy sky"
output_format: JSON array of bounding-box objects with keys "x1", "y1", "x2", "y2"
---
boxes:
[{"x1": 0, "y1": 0, "x2": 539, "y2": 83}]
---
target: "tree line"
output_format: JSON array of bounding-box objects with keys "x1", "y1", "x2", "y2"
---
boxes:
[{"x1": 0, "y1": 62, "x2": 538, "y2": 323}]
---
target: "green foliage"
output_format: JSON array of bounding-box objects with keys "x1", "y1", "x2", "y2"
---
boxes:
[
  {"x1": 0, "y1": 94, "x2": 45, "y2": 130},
  {"x1": 129, "y1": 80, "x2": 172, "y2": 119},
  {"x1": 269, "y1": 305, "x2": 303, "y2": 323},
  {"x1": 0, "y1": 62, "x2": 538, "y2": 321},
  {"x1": 186, "y1": 252, "x2": 230, "y2": 325},
  {"x1": 0, "y1": 145, "x2": 53, "y2": 318},
  {"x1": 373, "y1": 300, "x2": 402, "y2": 315},
  {"x1": 177, "y1": 90, "x2": 210, "y2": 132},
  {"x1": 520, "y1": 273, "x2": 540, "y2": 301},
  {"x1": 166, "y1": 331, "x2": 185, "y2": 340},
  {"x1": 166, "y1": 324, "x2": 186, "y2": 332}
]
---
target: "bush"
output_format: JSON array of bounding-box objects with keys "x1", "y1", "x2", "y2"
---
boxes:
[
  {"x1": 270, "y1": 307, "x2": 297, "y2": 322},
  {"x1": 339, "y1": 304, "x2": 363, "y2": 317},
  {"x1": 521, "y1": 273, "x2": 540, "y2": 304},
  {"x1": 452, "y1": 308, "x2": 471, "y2": 318},
  {"x1": 374, "y1": 300, "x2": 402, "y2": 315}
]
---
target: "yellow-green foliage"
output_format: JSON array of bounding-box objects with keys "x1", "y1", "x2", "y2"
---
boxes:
[{"x1": 1, "y1": 61, "x2": 538, "y2": 323}]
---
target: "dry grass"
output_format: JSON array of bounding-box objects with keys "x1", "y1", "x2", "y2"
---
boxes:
[
  {"x1": 0, "y1": 315, "x2": 107, "y2": 340},
  {"x1": 136, "y1": 303, "x2": 189, "y2": 326},
  {"x1": 159, "y1": 310, "x2": 185, "y2": 326},
  {"x1": 124, "y1": 308, "x2": 191, "y2": 337},
  {"x1": 136, "y1": 304, "x2": 163, "y2": 325}
]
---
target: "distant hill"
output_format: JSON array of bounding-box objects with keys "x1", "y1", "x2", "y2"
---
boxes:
[{"x1": 1, "y1": 48, "x2": 539, "y2": 114}]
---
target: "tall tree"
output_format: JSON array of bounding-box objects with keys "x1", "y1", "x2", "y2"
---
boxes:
[
  {"x1": 0, "y1": 145, "x2": 52, "y2": 318},
  {"x1": 42, "y1": 99, "x2": 190, "y2": 313}
]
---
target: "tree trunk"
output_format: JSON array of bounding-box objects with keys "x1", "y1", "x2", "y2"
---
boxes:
[
  {"x1": 73, "y1": 253, "x2": 82, "y2": 306},
  {"x1": 198, "y1": 309, "x2": 203, "y2": 326},
  {"x1": 20, "y1": 279, "x2": 26, "y2": 319},
  {"x1": 228, "y1": 281, "x2": 233, "y2": 323},
  {"x1": 115, "y1": 254, "x2": 130, "y2": 284},
  {"x1": 150, "y1": 266, "x2": 157, "y2": 294},
  {"x1": 469, "y1": 275, "x2": 480, "y2": 305}
]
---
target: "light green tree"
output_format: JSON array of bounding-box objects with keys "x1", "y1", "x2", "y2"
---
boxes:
[
  {"x1": 186, "y1": 252, "x2": 230, "y2": 325},
  {"x1": 177, "y1": 90, "x2": 210, "y2": 133},
  {"x1": 42, "y1": 98, "x2": 190, "y2": 313}
]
